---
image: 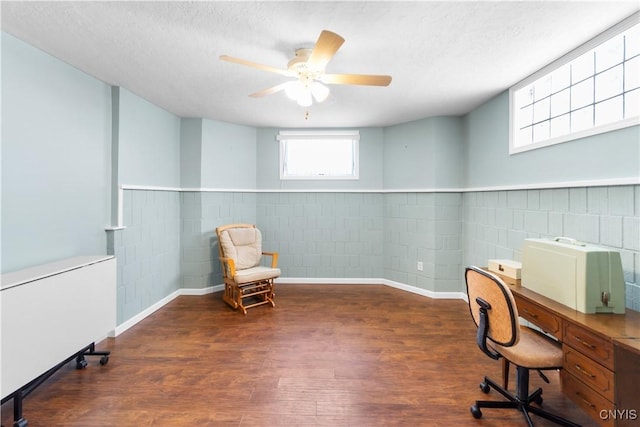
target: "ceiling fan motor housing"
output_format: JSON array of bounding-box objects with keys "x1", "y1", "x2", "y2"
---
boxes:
[{"x1": 287, "y1": 48, "x2": 319, "y2": 81}]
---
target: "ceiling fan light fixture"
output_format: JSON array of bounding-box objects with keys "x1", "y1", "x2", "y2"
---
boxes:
[
  {"x1": 310, "y1": 82, "x2": 330, "y2": 103},
  {"x1": 221, "y1": 30, "x2": 391, "y2": 108},
  {"x1": 284, "y1": 80, "x2": 303, "y2": 100},
  {"x1": 297, "y1": 88, "x2": 313, "y2": 107},
  {"x1": 284, "y1": 80, "x2": 324, "y2": 107}
]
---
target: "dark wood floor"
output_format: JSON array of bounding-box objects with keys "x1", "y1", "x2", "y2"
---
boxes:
[{"x1": 2, "y1": 285, "x2": 598, "y2": 426}]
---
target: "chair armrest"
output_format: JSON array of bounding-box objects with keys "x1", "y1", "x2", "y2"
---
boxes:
[
  {"x1": 262, "y1": 251, "x2": 279, "y2": 268},
  {"x1": 219, "y1": 256, "x2": 236, "y2": 278},
  {"x1": 476, "y1": 297, "x2": 501, "y2": 360}
]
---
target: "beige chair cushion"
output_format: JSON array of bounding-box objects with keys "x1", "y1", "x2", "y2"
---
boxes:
[
  {"x1": 492, "y1": 326, "x2": 563, "y2": 369},
  {"x1": 219, "y1": 228, "x2": 262, "y2": 270},
  {"x1": 234, "y1": 266, "x2": 281, "y2": 285}
]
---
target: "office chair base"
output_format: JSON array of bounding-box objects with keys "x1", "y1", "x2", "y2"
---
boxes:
[{"x1": 470, "y1": 373, "x2": 581, "y2": 427}]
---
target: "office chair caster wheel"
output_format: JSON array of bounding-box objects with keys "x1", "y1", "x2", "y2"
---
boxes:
[
  {"x1": 479, "y1": 381, "x2": 490, "y2": 393},
  {"x1": 76, "y1": 358, "x2": 88, "y2": 369},
  {"x1": 99, "y1": 355, "x2": 109, "y2": 365},
  {"x1": 534, "y1": 395, "x2": 543, "y2": 405},
  {"x1": 471, "y1": 404, "x2": 482, "y2": 419}
]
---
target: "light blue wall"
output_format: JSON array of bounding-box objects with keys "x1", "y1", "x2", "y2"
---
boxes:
[
  {"x1": 432, "y1": 117, "x2": 465, "y2": 188},
  {"x1": 117, "y1": 88, "x2": 181, "y2": 187},
  {"x1": 383, "y1": 117, "x2": 465, "y2": 189},
  {"x1": 3, "y1": 29, "x2": 639, "y2": 326},
  {"x1": 464, "y1": 92, "x2": 640, "y2": 188},
  {"x1": 180, "y1": 118, "x2": 203, "y2": 188},
  {"x1": 383, "y1": 119, "x2": 435, "y2": 189},
  {"x1": 255, "y1": 127, "x2": 384, "y2": 190},
  {"x1": 179, "y1": 118, "x2": 259, "y2": 291},
  {"x1": 463, "y1": 185, "x2": 640, "y2": 311},
  {"x1": 108, "y1": 88, "x2": 183, "y2": 324},
  {"x1": 201, "y1": 119, "x2": 256, "y2": 189},
  {"x1": 183, "y1": 191, "x2": 257, "y2": 289},
  {"x1": 108, "y1": 190, "x2": 181, "y2": 324},
  {"x1": 383, "y1": 192, "x2": 462, "y2": 292},
  {"x1": 257, "y1": 192, "x2": 384, "y2": 278},
  {"x1": 462, "y1": 90, "x2": 640, "y2": 310},
  {"x1": 180, "y1": 191, "x2": 259, "y2": 289},
  {"x1": 1, "y1": 33, "x2": 111, "y2": 272}
]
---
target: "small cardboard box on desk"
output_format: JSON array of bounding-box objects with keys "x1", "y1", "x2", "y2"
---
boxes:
[{"x1": 488, "y1": 259, "x2": 521, "y2": 280}]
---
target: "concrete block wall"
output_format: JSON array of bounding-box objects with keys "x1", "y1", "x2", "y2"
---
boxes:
[
  {"x1": 433, "y1": 193, "x2": 464, "y2": 292},
  {"x1": 182, "y1": 191, "x2": 461, "y2": 290},
  {"x1": 188, "y1": 191, "x2": 462, "y2": 290},
  {"x1": 384, "y1": 192, "x2": 463, "y2": 292},
  {"x1": 107, "y1": 190, "x2": 181, "y2": 324},
  {"x1": 182, "y1": 191, "x2": 257, "y2": 289},
  {"x1": 463, "y1": 185, "x2": 640, "y2": 311},
  {"x1": 107, "y1": 184, "x2": 639, "y2": 327},
  {"x1": 256, "y1": 192, "x2": 385, "y2": 279}
]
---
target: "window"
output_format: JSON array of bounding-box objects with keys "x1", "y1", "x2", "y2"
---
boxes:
[
  {"x1": 278, "y1": 130, "x2": 359, "y2": 180},
  {"x1": 510, "y1": 14, "x2": 639, "y2": 154}
]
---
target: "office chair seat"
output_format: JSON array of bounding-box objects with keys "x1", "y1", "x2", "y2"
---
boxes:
[{"x1": 491, "y1": 326, "x2": 562, "y2": 369}]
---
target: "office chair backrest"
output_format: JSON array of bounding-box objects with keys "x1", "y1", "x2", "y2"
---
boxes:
[{"x1": 465, "y1": 266, "x2": 520, "y2": 349}]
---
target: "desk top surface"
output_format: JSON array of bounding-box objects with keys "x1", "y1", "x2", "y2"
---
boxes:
[
  {"x1": 489, "y1": 270, "x2": 640, "y2": 341},
  {"x1": 614, "y1": 338, "x2": 640, "y2": 354}
]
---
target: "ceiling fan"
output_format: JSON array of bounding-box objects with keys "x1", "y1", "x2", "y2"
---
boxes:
[{"x1": 219, "y1": 30, "x2": 392, "y2": 107}]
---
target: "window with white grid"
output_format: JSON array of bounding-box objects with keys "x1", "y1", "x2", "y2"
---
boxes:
[{"x1": 510, "y1": 15, "x2": 639, "y2": 154}]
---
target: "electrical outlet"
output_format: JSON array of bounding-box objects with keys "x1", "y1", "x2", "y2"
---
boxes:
[{"x1": 417, "y1": 261, "x2": 423, "y2": 271}]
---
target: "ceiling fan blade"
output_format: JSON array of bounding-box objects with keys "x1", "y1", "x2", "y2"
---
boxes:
[
  {"x1": 320, "y1": 73, "x2": 392, "y2": 86},
  {"x1": 307, "y1": 30, "x2": 345, "y2": 70},
  {"x1": 220, "y1": 55, "x2": 292, "y2": 77},
  {"x1": 249, "y1": 82, "x2": 290, "y2": 98}
]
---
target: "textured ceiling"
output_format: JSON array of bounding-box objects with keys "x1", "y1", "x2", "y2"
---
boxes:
[{"x1": 2, "y1": 1, "x2": 639, "y2": 128}]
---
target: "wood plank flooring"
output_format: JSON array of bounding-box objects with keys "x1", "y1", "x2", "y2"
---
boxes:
[{"x1": 1, "y1": 285, "x2": 598, "y2": 426}]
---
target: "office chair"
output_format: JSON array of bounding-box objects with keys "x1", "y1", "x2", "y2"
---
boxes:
[
  {"x1": 216, "y1": 223, "x2": 280, "y2": 314},
  {"x1": 464, "y1": 266, "x2": 580, "y2": 427}
]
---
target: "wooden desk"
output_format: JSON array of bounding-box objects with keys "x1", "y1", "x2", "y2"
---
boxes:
[
  {"x1": 491, "y1": 271, "x2": 640, "y2": 427},
  {"x1": 613, "y1": 339, "x2": 640, "y2": 427}
]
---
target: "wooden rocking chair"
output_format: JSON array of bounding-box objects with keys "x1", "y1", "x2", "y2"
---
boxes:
[{"x1": 215, "y1": 223, "x2": 280, "y2": 314}]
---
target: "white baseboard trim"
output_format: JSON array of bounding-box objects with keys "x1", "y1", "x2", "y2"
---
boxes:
[
  {"x1": 110, "y1": 285, "x2": 223, "y2": 336},
  {"x1": 277, "y1": 277, "x2": 467, "y2": 301},
  {"x1": 382, "y1": 279, "x2": 468, "y2": 301},
  {"x1": 180, "y1": 284, "x2": 224, "y2": 295},
  {"x1": 111, "y1": 289, "x2": 181, "y2": 337},
  {"x1": 275, "y1": 277, "x2": 383, "y2": 285},
  {"x1": 111, "y1": 279, "x2": 467, "y2": 336}
]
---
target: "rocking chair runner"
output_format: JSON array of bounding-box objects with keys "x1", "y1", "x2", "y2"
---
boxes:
[{"x1": 215, "y1": 223, "x2": 280, "y2": 314}]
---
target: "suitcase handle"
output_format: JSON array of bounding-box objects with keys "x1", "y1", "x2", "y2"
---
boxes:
[{"x1": 553, "y1": 236, "x2": 585, "y2": 246}]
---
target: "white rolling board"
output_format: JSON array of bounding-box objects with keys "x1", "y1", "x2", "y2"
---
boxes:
[{"x1": 1, "y1": 256, "x2": 116, "y2": 399}]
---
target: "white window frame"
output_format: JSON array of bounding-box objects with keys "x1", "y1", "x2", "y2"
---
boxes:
[
  {"x1": 278, "y1": 130, "x2": 360, "y2": 180},
  {"x1": 509, "y1": 12, "x2": 640, "y2": 155}
]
